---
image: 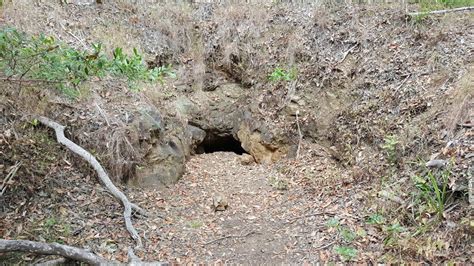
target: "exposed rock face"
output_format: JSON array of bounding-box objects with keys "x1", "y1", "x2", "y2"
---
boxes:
[
  {"x1": 186, "y1": 125, "x2": 207, "y2": 154},
  {"x1": 179, "y1": 82, "x2": 291, "y2": 164},
  {"x1": 127, "y1": 110, "x2": 189, "y2": 187},
  {"x1": 237, "y1": 124, "x2": 288, "y2": 164},
  {"x1": 128, "y1": 81, "x2": 292, "y2": 187},
  {"x1": 134, "y1": 136, "x2": 187, "y2": 187}
]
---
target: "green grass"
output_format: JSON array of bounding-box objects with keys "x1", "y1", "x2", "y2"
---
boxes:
[{"x1": 383, "y1": 222, "x2": 406, "y2": 247}]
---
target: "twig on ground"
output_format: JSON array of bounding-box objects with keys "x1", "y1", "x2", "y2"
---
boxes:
[
  {"x1": 204, "y1": 231, "x2": 257, "y2": 245},
  {"x1": 1, "y1": 161, "x2": 21, "y2": 196},
  {"x1": 408, "y1": 6, "x2": 474, "y2": 16},
  {"x1": 378, "y1": 190, "x2": 404, "y2": 205},
  {"x1": 313, "y1": 241, "x2": 336, "y2": 251}
]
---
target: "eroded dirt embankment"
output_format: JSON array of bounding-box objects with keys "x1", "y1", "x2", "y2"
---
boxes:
[{"x1": 1, "y1": 1, "x2": 473, "y2": 264}]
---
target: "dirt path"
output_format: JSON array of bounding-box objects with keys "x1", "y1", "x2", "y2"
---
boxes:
[
  {"x1": 1, "y1": 137, "x2": 373, "y2": 264},
  {"x1": 140, "y1": 151, "x2": 364, "y2": 264}
]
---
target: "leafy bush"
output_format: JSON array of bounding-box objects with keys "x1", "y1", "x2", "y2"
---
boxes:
[{"x1": 0, "y1": 28, "x2": 174, "y2": 97}]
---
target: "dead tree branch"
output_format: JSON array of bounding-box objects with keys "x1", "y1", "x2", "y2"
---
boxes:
[
  {"x1": 36, "y1": 116, "x2": 143, "y2": 248},
  {"x1": 0, "y1": 239, "x2": 107, "y2": 266},
  {"x1": 408, "y1": 6, "x2": 474, "y2": 16}
]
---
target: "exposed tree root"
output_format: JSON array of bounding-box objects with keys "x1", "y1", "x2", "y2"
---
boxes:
[
  {"x1": 36, "y1": 116, "x2": 147, "y2": 215},
  {"x1": 0, "y1": 239, "x2": 107, "y2": 265},
  {"x1": 36, "y1": 116, "x2": 143, "y2": 249},
  {"x1": 29, "y1": 116, "x2": 170, "y2": 265}
]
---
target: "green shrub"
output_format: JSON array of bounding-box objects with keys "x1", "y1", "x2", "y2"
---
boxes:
[{"x1": 0, "y1": 28, "x2": 174, "y2": 97}]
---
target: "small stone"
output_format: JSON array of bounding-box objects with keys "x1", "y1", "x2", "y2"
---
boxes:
[
  {"x1": 426, "y1": 159, "x2": 446, "y2": 168},
  {"x1": 212, "y1": 193, "x2": 228, "y2": 212}
]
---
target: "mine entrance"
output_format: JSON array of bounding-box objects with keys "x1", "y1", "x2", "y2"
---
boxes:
[{"x1": 196, "y1": 133, "x2": 247, "y2": 155}]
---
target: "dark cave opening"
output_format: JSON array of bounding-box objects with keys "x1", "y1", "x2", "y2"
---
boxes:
[{"x1": 196, "y1": 133, "x2": 247, "y2": 155}]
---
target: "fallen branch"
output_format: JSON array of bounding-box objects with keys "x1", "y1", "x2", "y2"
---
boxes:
[
  {"x1": 0, "y1": 239, "x2": 107, "y2": 266},
  {"x1": 408, "y1": 6, "x2": 474, "y2": 16},
  {"x1": 36, "y1": 116, "x2": 143, "y2": 248}
]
